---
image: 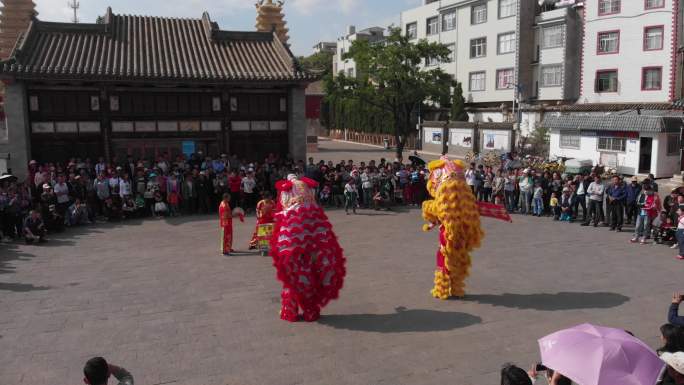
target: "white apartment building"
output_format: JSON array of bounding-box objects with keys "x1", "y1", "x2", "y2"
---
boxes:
[
  {"x1": 333, "y1": 26, "x2": 385, "y2": 78},
  {"x1": 580, "y1": 0, "x2": 679, "y2": 103},
  {"x1": 399, "y1": 1, "x2": 580, "y2": 129},
  {"x1": 545, "y1": 0, "x2": 684, "y2": 178},
  {"x1": 313, "y1": 41, "x2": 337, "y2": 55}
]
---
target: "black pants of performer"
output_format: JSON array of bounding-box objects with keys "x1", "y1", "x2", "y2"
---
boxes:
[
  {"x1": 609, "y1": 201, "x2": 624, "y2": 230},
  {"x1": 584, "y1": 200, "x2": 604, "y2": 226},
  {"x1": 625, "y1": 202, "x2": 638, "y2": 224},
  {"x1": 573, "y1": 194, "x2": 587, "y2": 221}
]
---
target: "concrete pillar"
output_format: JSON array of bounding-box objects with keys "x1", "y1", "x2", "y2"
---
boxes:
[
  {"x1": 287, "y1": 86, "x2": 307, "y2": 162},
  {"x1": 0, "y1": 81, "x2": 30, "y2": 179}
]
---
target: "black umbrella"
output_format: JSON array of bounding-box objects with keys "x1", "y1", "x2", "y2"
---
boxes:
[{"x1": 409, "y1": 155, "x2": 426, "y2": 166}]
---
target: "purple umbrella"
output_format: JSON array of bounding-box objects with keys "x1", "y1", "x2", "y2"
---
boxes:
[{"x1": 538, "y1": 323, "x2": 664, "y2": 385}]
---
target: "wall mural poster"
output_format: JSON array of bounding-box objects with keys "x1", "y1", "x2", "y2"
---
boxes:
[
  {"x1": 432, "y1": 132, "x2": 442, "y2": 144},
  {"x1": 481, "y1": 130, "x2": 511, "y2": 151},
  {"x1": 485, "y1": 134, "x2": 496, "y2": 149},
  {"x1": 450, "y1": 129, "x2": 473, "y2": 148}
]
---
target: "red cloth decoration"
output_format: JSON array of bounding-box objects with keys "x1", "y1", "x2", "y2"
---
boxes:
[{"x1": 477, "y1": 202, "x2": 512, "y2": 223}]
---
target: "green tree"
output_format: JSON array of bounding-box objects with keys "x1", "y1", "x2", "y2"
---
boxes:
[
  {"x1": 299, "y1": 51, "x2": 334, "y2": 77},
  {"x1": 450, "y1": 81, "x2": 468, "y2": 121},
  {"x1": 325, "y1": 27, "x2": 454, "y2": 161}
]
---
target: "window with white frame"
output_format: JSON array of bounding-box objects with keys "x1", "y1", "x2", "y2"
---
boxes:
[
  {"x1": 596, "y1": 70, "x2": 618, "y2": 92},
  {"x1": 541, "y1": 64, "x2": 563, "y2": 87},
  {"x1": 499, "y1": 0, "x2": 516, "y2": 18},
  {"x1": 426, "y1": 56, "x2": 440, "y2": 67},
  {"x1": 644, "y1": 26, "x2": 664, "y2": 50},
  {"x1": 406, "y1": 22, "x2": 417, "y2": 40},
  {"x1": 470, "y1": 37, "x2": 487, "y2": 58},
  {"x1": 642, "y1": 67, "x2": 662, "y2": 90},
  {"x1": 496, "y1": 68, "x2": 514, "y2": 89},
  {"x1": 469, "y1": 71, "x2": 486, "y2": 91},
  {"x1": 645, "y1": 0, "x2": 664, "y2": 9},
  {"x1": 542, "y1": 25, "x2": 564, "y2": 49},
  {"x1": 598, "y1": 137, "x2": 626, "y2": 152},
  {"x1": 498, "y1": 32, "x2": 516, "y2": 54},
  {"x1": 559, "y1": 131, "x2": 581, "y2": 149},
  {"x1": 427, "y1": 17, "x2": 439, "y2": 36},
  {"x1": 442, "y1": 10, "x2": 456, "y2": 31},
  {"x1": 445, "y1": 43, "x2": 455, "y2": 63},
  {"x1": 667, "y1": 134, "x2": 681, "y2": 155},
  {"x1": 471, "y1": 4, "x2": 487, "y2": 25},
  {"x1": 598, "y1": 0, "x2": 621, "y2": 15},
  {"x1": 598, "y1": 31, "x2": 619, "y2": 54}
]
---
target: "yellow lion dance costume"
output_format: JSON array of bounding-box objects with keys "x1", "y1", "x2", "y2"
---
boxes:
[{"x1": 422, "y1": 157, "x2": 484, "y2": 299}]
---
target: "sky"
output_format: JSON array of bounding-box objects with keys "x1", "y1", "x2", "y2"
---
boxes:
[{"x1": 34, "y1": 0, "x2": 422, "y2": 56}]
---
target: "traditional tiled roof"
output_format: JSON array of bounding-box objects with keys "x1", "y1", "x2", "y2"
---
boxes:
[
  {"x1": 0, "y1": 7, "x2": 314, "y2": 83},
  {"x1": 541, "y1": 114, "x2": 684, "y2": 133}
]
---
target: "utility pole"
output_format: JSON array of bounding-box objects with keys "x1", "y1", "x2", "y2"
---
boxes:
[{"x1": 67, "y1": 0, "x2": 79, "y2": 23}]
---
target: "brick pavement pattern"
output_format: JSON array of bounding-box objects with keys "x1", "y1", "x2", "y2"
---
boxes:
[{"x1": 1, "y1": 140, "x2": 681, "y2": 385}]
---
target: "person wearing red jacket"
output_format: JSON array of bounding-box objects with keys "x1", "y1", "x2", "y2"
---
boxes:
[{"x1": 631, "y1": 184, "x2": 661, "y2": 244}]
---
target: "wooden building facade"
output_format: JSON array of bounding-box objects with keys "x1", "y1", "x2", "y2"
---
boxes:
[{"x1": 0, "y1": 8, "x2": 313, "y2": 177}]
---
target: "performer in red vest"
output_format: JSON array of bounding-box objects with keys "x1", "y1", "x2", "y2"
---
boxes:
[{"x1": 219, "y1": 193, "x2": 243, "y2": 256}]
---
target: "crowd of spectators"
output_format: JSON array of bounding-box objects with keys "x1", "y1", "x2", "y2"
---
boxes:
[
  {"x1": 463, "y1": 161, "x2": 684, "y2": 259},
  {"x1": 0, "y1": 152, "x2": 431, "y2": 244}
]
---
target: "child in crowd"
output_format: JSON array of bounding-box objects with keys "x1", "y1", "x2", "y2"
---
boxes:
[
  {"x1": 122, "y1": 196, "x2": 137, "y2": 219},
  {"x1": 319, "y1": 184, "x2": 331, "y2": 206},
  {"x1": 654, "y1": 211, "x2": 676, "y2": 246},
  {"x1": 532, "y1": 182, "x2": 544, "y2": 217},
  {"x1": 549, "y1": 192, "x2": 560, "y2": 221},
  {"x1": 153, "y1": 191, "x2": 168, "y2": 218},
  {"x1": 344, "y1": 179, "x2": 358, "y2": 215}
]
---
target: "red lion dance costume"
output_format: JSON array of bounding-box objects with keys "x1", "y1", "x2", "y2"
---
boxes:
[
  {"x1": 271, "y1": 175, "x2": 346, "y2": 322},
  {"x1": 422, "y1": 156, "x2": 510, "y2": 300}
]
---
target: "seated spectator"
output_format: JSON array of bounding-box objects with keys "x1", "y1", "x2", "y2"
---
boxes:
[
  {"x1": 68, "y1": 198, "x2": 90, "y2": 226},
  {"x1": 654, "y1": 211, "x2": 676, "y2": 246},
  {"x1": 658, "y1": 324, "x2": 684, "y2": 385},
  {"x1": 23, "y1": 210, "x2": 47, "y2": 244},
  {"x1": 500, "y1": 364, "x2": 532, "y2": 385},
  {"x1": 103, "y1": 197, "x2": 121, "y2": 222},
  {"x1": 83, "y1": 356, "x2": 134, "y2": 385},
  {"x1": 153, "y1": 191, "x2": 168, "y2": 218},
  {"x1": 121, "y1": 196, "x2": 137, "y2": 219},
  {"x1": 528, "y1": 365, "x2": 572, "y2": 385},
  {"x1": 560, "y1": 188, "x2": 574, "y2": 222}
]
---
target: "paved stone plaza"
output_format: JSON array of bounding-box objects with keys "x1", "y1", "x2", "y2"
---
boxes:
[{"x1": 1, "y1": 141, "x2": 682, "y2": 385}]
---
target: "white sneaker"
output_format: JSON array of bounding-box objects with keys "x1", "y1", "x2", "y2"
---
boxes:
[{"x1": 671, "y1": 243, "x2": 678, "y2": 249}]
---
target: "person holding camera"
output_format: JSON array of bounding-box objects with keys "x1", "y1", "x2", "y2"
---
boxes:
[{"x1": 670, "y1": 293, "x2": 684, "y2": 327}]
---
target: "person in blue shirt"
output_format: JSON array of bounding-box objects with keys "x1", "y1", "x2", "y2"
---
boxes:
[
  {"x1": 625, "y1": 176, "x2": 642, "y2": 225},
  {"x1": 669, "y1": 293, "x2": 684, "y2": 327},
  {"x1": 606, "y1": 175, "x2": 626, "y2": 231}
]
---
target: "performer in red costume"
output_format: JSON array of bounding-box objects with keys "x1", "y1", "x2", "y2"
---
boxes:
[
  {"x1": 271, "y1": 174, "x2": 346, "y2": 322},
  {"x1": 219, "y1": 193, "x2": 243, "y2": 256},
  {"x1": 249, "y1": 191, "x2": 276, "y2": 250}
]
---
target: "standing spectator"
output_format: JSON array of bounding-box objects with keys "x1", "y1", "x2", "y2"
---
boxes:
[
  {"x1": 482, "y1": 166, "x2": 494, "y2": 203},
  {"x1": 166, "y1": 173, "x2": 181, "y2": 217},
  {"x1": 228, "y1": 170, "x2": 242, "y2": 208},
  {"x1": 118, "y1": 174, "x2": 132, "y2": 199},
  {"x1": 196, "y1": 171, "x2": 212, "y2": 214},
  {"x1": 465, "y1": 162, "x2": 477, "y2": 194},
  {"x1": 475, "y1": 164, "x2": 485, "y2": 201},
  {"x1": 518, "y1": 169, "x2": 532, "y2": 215},
  {"x1": 676, "y1": 208, "x2": 684, "y2": 260},
  {"x1": 582, "y1": 176, "x2": 605, "y2": 227},
  {"x1": 649, "y1": 173, "x2": 659, "y2": 193},
  {"x1": 572, "y1": 174, "x2": 588, "y2": 222},
  {"x1": 532, "y1": 181, "x2": 544, "y2": 217},
  {"x1": 632, "y1": 184, "x2": 660, "y2": 244},
  {"x1": 53, "y1": 174, "x2": 70, "y2": 221},
  {"x1": 83, "y1": 357, "x2": 134, "y2": 385},
  {"x1": 493, "y1": 170, "x2": 505, "y2": 205},
  {"x1": 361, "y1": 168, "x2": 373, "y2": 209},
  {"x1": 241, "y1": 171, "x2": 258, "y2": 212},
  {"x1": 23, "y1": 210, "x2": 46, "y2": 244},
  {"x1": 344, "y1": 178, "x2": 358, "y2": 215},
  {"x1": 504, "y1": 171, "x2": 516, "y2": 212},
  {"x1": 625, "y1": 176, "x2": 642, "y2": 225},
  {"x1": 182, "y1": 173, "x2": 197, "y2": 214},
  {"x1": 606, "y1": 175, "x2": 626, "y2": 231}
]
